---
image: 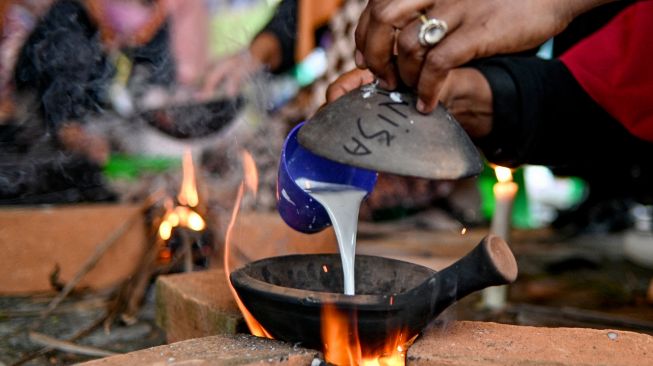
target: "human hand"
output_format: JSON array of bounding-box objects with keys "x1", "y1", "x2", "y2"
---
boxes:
[
  {"x1": 326, "y1": 68, "x2": 376, "y2": 103},
  {"x1": 57, "y1": 122, "x2": 110, "y2": 165},
  {"x1": 200, "y1": 31, "x2": 283, "y2": 99},
  {"x1": 165, "y1": 0, "x2": 210, "y2": 86},
  {"x1": 355, "y1": 0, "x2": 608, "y2": 113},
  {"x1": 438, "y1": 67, "x2": 493, "y2": 140},
  {"x1": 200, "y1": 51, "x2": 264, "y2": 99},
  {"x1": 326, "y1": 67, "x2": 492, "y2": 140}
]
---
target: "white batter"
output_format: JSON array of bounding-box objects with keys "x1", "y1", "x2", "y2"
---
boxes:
[{"x1": 296, "y1": 178, "x2": 367, "y2": 295}]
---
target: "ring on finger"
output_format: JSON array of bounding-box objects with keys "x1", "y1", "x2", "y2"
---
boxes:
[{"x1": 418, "y1": 14, "x2": 448, "y2": 47}]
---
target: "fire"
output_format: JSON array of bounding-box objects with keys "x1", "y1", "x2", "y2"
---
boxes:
[
  {"x1": 159, "y1": 206, "x2": 207, "y2": 240},
  {"x1": 178, "y1": 149, "x2": 199, "y2": 207},
  {"x1": 493, "y1": 165, "x2": 518, "y2": 199},
  {"x1": 494, "y1": 165, "x2": 513, "y2": 183},
  {"x1": 321, "y1": 304, "x2": 415, "y2": 366},
  {"x1": 223, "y1": 150, "x2": 272, "y2": 338},
  {"x1": 157, "y1": 150, "x2": 206, "y2": 240},
  {"x1": 241, "y1": 150, "x2": 258, "y2": 196},
  {"x1": 224, "y1": 149, "x2": 416, "y2": 363}
]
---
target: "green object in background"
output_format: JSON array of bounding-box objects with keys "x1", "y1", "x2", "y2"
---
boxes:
[
  {"x1": 209, "y1": 2, "x2": 278, "y2": 59},
  {"x1": 478, "y1": 162, "x2": 532, "y2": 229},
  {"x1": 104, "y1": 154, "x2": 180, "y2": 180},
  {"x1": 566, "y1": 176, "x2": 587, "y2": 206}
]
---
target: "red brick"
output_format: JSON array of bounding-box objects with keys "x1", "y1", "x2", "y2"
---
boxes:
[
  {"x1": 0, "y1": 204, "x2": 146, "y2": 294},
  {"x1": 408, "y1": 321, "x2": 653, "y2": 366},
  {"x1": 155, "y1": 270, "x2": 242, "y2": 343},
  {"x1": 79, "y1": 334, "x2": 321, "y2": 366}
]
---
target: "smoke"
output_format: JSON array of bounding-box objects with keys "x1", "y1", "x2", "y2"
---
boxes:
[
  {"x1": 14, "y1": 1, "x2": 113, "y2": 131},
  {"x1": 0, "y1": 151, "x2": 116, "y2": 205},
  {"x1": 2, "y1": 0, "x2": 289, "y2": 210}
]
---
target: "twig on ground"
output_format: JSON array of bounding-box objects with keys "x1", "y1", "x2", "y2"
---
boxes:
[
  {"x1": 39, "y1": 212, "x2": 139, "y2": 320},
  {"x1": 37, "y1": 190, "x2": 164, "y2": 325},
  {"x1": 11, "y1": 312, "x2": 109, "y2": 366},
  {"x1": 28, "y1": 331, "x2": 118, "y2": 358},
  {"x1": 2, "y1": 297, "x2": 108, "y2": 318},
  {"x1": 104, "y1": 195, "x2": 170, "y2": 329}
]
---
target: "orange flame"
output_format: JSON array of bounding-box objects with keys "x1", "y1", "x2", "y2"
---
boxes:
[
  {"x1": 178, "y1": 149, "x2": 199, "y2": 207},
  {"x1": 157, "y1": 151, "x2": 206, "y2": 241},
  {"x1": 223, "y1": 150, "x2": 272, "y2": 338},
  {"x1": 241, "y1": 150, "x2": 259, "y2": 196},
  {"x1": 225, "y1": 149, "x2": 416, "y2": 361},
  {"x1": 321, "y1": 304, "x2": 415, "y2": 366},
  {"x1": 158, "y1": 206, "x2": 206, "y2": 240}
]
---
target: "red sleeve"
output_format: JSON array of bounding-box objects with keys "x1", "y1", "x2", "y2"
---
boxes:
[{"x1": 561, "y1": 1, "x2": 653, "y2": 142}]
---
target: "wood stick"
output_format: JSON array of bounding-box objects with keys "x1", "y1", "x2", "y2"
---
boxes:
[
  {"x1": 123, "y1": 238, "x2": 163, "y2": 320},
  {"x1": 104, "y1": 235, "x2": 161, "y2": 327},
  {"x1": 11, "y1": 312, "x2": 109, "y2": 366},
  {"x1": 40, "y1": 211, "x2": 140, "y2": 320},
  {"x1": 3, "y1": 298, "x2": 107, "y2": 318},
  {"x1": 38, "y1": 191, "x2": 164, "y2": 323},
  {"x1": 12, "y1": 190, "x2": 165, "y2": 365},
  {"x1": 180, "y1": 229, "x2": 194, "y2": 272},
  {"x1": 28, "y1": 331, "x2": 118, "y2": 358}
]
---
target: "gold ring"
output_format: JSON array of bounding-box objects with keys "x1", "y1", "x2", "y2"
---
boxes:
[{"x1": 418, "y1": 15, "x2": 448, "y2": 47}]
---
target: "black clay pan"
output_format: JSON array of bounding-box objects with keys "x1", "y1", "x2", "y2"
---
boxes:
[
  {"x1": 230, "y1": 235, "x2": 517, "y2": 352},
  {"x1": 139, "y1": 96, "x2": 244, "y2": 139}
]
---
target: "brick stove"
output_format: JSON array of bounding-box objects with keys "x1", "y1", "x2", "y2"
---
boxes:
[
  {"x1": 78, "y1": 265, "x2": 653, "y2": 366},
  {"x1": 73, "y1": 216, "x2": 653, "y2": 366}
]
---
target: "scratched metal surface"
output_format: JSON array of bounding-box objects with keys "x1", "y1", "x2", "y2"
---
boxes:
[{"x1": 298, "y1": 85, "x2": 483, "y2": 180}]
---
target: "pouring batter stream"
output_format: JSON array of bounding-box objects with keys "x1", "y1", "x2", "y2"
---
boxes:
[{"x1": 296, "y1": 178, "x2": 367, "y2": 295}]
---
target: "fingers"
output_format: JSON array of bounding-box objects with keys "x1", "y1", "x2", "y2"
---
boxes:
[
  {"x1": 201, "y1": 61, "x2": 230, "y2": 98},
  {"x1": 356, "y1": 0, "x2": 435, "y2": 88},
  {"x1": 395, "y1": 20, "x2": 428, "y2": 88},
  {"x1": 201, "y1": 52, "x2": 263, "y2": 99},
  {"x1": 354, "y1": 7, "x2": 371, "y2": 69},
  {"x1": 415, "y1": 30, "x2": 477, "y2": 113},
  {"x1": 224, "y1": 71, "x2": 244, "y2": 98},
  {"x1": 356, "y1": 0, "x2": 569, "y2": 115},
  {"x1": 395, "y1": 5, "x2": 460, "y2": 88},
  {"x1": 326, "y1": 69, "x2": 375, "y2": 102},
  {"x1": 437, "y1": 68, "x2": 493, "y2": 139},
  {"x1": 368, "y1": 0, "x2": 437, "y2": 28},
  {"x1": 362, "y1": 21, "x2": 398, "y2": 89}
]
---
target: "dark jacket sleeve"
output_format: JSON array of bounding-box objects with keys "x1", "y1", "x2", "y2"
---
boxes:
[
  {"x1": 473, "y1": 57, "x2": 653, "y2": 171},
  {"x1": 472, "y1": 56, "x2": 653, "y2": 203},
  {"x1": 259, "y1": 0, "x2": 298, "y2": 73}
]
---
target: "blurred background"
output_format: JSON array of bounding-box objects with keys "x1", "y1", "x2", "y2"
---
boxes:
[{"x1": 0, "y1": 0, "x2": 651, "y2": 364}]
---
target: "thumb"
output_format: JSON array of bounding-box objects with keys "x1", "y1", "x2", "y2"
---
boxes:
[{"x1": 326, "y1": 68, "x2": 375, "y2": 103}]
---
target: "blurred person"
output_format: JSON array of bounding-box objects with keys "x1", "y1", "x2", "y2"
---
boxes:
[
  {"x1": 329, "y1": 1, "x2": 653, "y2": 231},
  {"x1": 165, "y1": 0, "x2": 210, "y2": 87},
  {"x1": 201, "y1": 0, "x2": 347, "y2": 98},
  {"x1": 2, "y1": 0, "x2": 176, "y2": 162},
  {"x1": 0, "y1": 0, "x2": 177, "y2": 203},
  {"x1": 202, "y1": 0, "x2": 478, "y2": 223}
]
